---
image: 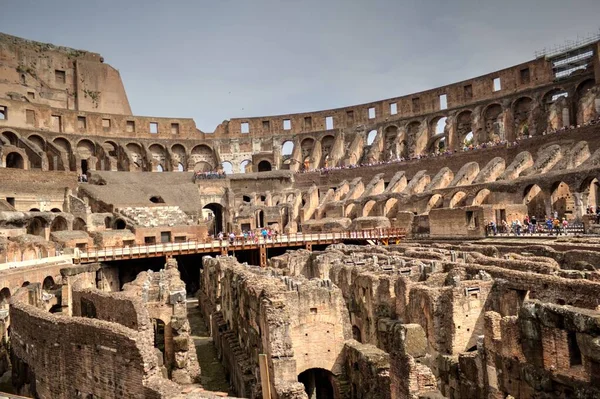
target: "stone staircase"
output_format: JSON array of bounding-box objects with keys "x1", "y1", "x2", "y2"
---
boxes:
[{"x1": 116, "y1": 206, "x2": 193, "y2": 227}]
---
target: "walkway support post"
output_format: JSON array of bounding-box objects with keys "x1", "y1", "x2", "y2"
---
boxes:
[{"x1": 259, "y1": 353, "x2": 272, "y2": 399}]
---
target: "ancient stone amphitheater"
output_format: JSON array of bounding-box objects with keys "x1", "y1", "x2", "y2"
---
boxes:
[{"x1": 0, "y1": 32, "x2": 599, "y2": 398}]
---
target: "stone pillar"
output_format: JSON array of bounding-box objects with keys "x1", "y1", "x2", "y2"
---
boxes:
[{"x1": 573, "y1": 192, "x2": 586, "y2": 221}]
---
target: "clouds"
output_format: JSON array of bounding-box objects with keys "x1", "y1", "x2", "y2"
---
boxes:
[{"x1": 1, "y1": 0, "x2": 599, "y2": 131}]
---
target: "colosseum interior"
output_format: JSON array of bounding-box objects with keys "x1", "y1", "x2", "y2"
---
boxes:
[{"x1": 0, "y1": 31, "x2": 599, "y2": 398}]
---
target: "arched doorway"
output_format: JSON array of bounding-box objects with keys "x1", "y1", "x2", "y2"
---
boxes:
[
  {"x1": 257, "y1": 160, "x2": 272, "y2": 172},
  {"x1": 43, "y1": 276, "x2": 55, "y2": 290},
  {"x1": 449, "y1": 192, "x2": 467, "y2": 208},
  {"x1": 256, "y1": 210, "x2": 265, "y2": 228},
  {"x1": 73, "y1": 218, "x2": 87, "y2": 231},
  {"x1": 50, "y1": 216, "x2": 68, "y2": 232},
  {"x1": 298, "y1": 368, "x2": 335, "y2": 399},
  {"x1": 0, "y1": 288, "x2": 10, "y2": 310},
  {"x1": 551, "y1": 181, "x2": 573, "y2": 219},
  {"x1": 523, "y1": 184, "x2": 547, "y2": 218},
  {"x1": 204, "y1": 203, "x2": 224, "y2": 236},
  {"x1": 27, "y1": 217, "x2": 47, "y2": 237},
  {"x1": 5, "y1": 152, "x2": 24, "y2": 169}
]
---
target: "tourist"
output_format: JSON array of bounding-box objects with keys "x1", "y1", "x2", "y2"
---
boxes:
[
  {"x1": 545, "y1": 217, "x2": 553, "y2": 235},
  {"x1": 523, "y1": 216, "x2": 530, "y2": 235},
  {"x1": 562, "y1": 218, "x2": 569, "y2": 235},
  {"x1": 261, "y1": 228, "x2": 268, "y2": 241},
  {"x1": 229, "y1": 232, "x2": 236, "y2": 244},
  {"x1": 596, "y1": 208, "x2": 600, "y2": 224},
  {"x1": 552, "y1": 218, "x2": 561, "y2": 235},
  {"x1": 217, "y1": 232, "x2": 224, "y2": 242},
  {"x1": 530, "y1": 215, "x2": 537, "y2": 234}
]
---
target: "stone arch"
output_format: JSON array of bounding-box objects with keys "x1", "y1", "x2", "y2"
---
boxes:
[
  {"x1": 1, "y1": 131, "x2": 19, "y2": 146},
  {"x1": 384, "y1": 198, "x2": 398, "y2": 218},
  {"x1": 0, "y1": 287, "x2": 10, "y2": 309},
  {"x1": 471, "y1": 189, "x2": 491, "y2": 206},
  {"x1": 103, "y1": 140, "x2": 118, "y2": 157},
  {"x1": 170, "y1": 143, "x2": 186, "y2": 166},
  {"x1": 362, "y1": 200, "x2": 377, "y2": 217},
  {"x1": 551, "y1": 181, "x2": 573, "y2": 219},
  {"x1": 383, "y1": 125, "x2": 400, "y2": 160},
  {"x1": 298, "y1": 368, "x2": 335, "y2": 399},
  {"x1": 366, "y1": 130, "x2": 378, "y2": 146},
  {"x1": 455, "y1": 110, "x2": 473, "y2": 148},
  {"x1": 190, "y1": 145, "x2": 215, "y2": 169},
  {"x1": 126, "y1": 143, "x2": 144, "y2": 169},
  {"x1": 50, "y1": 208, "x2": 61, "y2": 213},
  {"x1": 345, "y1": 203, "x2": 358, "y2": 219},
  {"x1": 28, "y1": 134, "x2": 45, "y2": 150},
  {"x1": 193, "y1": 162, "x2": 213, "y2": 172},
  {"x1": 320, "y1": 135, "x2": 335, "y2": 167},
  {"x1": 73, "y1": 217, "x2": 87, "y2": 231},
  {"x1": 113, "y1": 218, "x2": 127, "y2": 230},
  {"x1": 257, "y1": 160, "x2": 272, "y2": 172},
  {"x1": 43, "y1": 276, "x2": 55, "y2": 290},
  {"x1": 580, "y1": 177, "x2": 599, "y2": 212},
  {"x1": 148, "y1": 144, "x2": 166, "y2": 171},
  {"x1": 27, "y1": 216, "x2": 47, "y2": 237},
  {"x1": 50, "y1": 216, "x2": 68, "y2": 232},
  {"x1": 523, "y1": 184, "x2": 547, "y2": 219},
  {"x1": 512, "y1": 97, "x2": 533, "y2": 138},
  {"x1": 282, "y1": 140, "x2": 294, "y2": 156},
  {"x1": 203, "y1": 203, "x2": 225, "y2": 235},
  {"x1": 426, "y1": 194, "x2": 444, "y2": 212},
  {"x1": 5, "y1": 152, "x2": 24, "y2": 169},
  {"x1": 53, "y1": 137, "x2": 71, "y2": 153},
  {"x1": 449, "y1": 191, "x2": 467, "y2": 208},
  {"x1": 221, "y1": 161, "x2": 233, "y2": 174},
  {"x1": 76, "y1": 139, "x2": 96, "y2": 160},
  {"x1": 575, "y1": 78, "x2": 597, "y2": 125},
  {"x1": 482, "y1": 103, "x2": 503, "y2": 142},
  {"x1": 240, "y1": 159, "x2": 252, "y2": 173}
]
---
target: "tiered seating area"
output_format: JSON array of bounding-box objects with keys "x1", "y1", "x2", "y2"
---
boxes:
[{"x1": 116, "y1": 206, "x2": 194, "y2": 227}]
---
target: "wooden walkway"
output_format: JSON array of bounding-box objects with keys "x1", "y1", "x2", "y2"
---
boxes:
[{"x1": 73, "y1": 229, "x2": 406, "y2": 266}]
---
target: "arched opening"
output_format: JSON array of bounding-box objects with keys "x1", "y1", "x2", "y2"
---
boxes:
[
  {"x1": 366, "y1": 130, "x2": 377, "y2": 146},
  {"x1": 81, "y1": 159, "x2": 88, "y2": 175},
  {"x1": 221, "y1": 161, "x2": 233, "y2": 175},
  {"x1": 345, "y1": 203, "x2": 357, "y2": 219},
  {"x1": 352, "y1": 325, "x2": 362, "y2": 343},
  {"x1": 149, "y1": 144, "x2": 166, "y2": 170},
  {"x1": 103, "y1": 141, "x2": 118, "y2": 157},
  {"x1": 190, "y1": 145, "x2": 216, "y2": 170},
  {"x1": 256, "y1": 210, "x2": 265, "y2": 228},
  {"x1": 204, "y1": 203, "x2": 224, "y2": 236},
  {"x1": 21, "y1": 281, "x2": 30, "y2": 288},
  {"x1": 320, "y1": 135, "x2": 335, "y2": 167},
  {"x1": 53, "y1": 137, "x2": 71, "y2": 153},
  {"x1": 583, "y1": 178, "x2": 599, "y2": 212},
  {"x1": 43, "y1": 276, "x2": 55, "y2": 290},
  {"x1": 2, "y1": 131, "x2": 19, "y2": 146},
  {"x1": 463, "y1": 132, "x2": 474, "y2": 147},
  {"x1": 150, "y1": 196, "x2": 165, "y2": 204},
  {"x1": 551, "y1": 181, "x2": 573, "y2": 219},
  {"x1": 51, "y1": 208, "x2": 61, "y2": 213},
  {"x1": 456, "y1": 110, "x2": 473, "y2": 148},
  {"x1": 362, "y1": 200, "x2": 377, "y2": 217},
  {"x1": 483, "y1": 104, "x2": 503, "y2": 142},
  {"x1": 513, "y1": 97, "x2": 533, "y2": 138},
  {"x1": 384, "y1": 198, "x2": 398, "y2": 218},
  {"x1": 113, "y1": 219, "x2": 127, "y2": 230},
  {"x1": 50, "y1": 216, "x2": 68, "y2": 232},
  {"x1": 282, "y1": 141, "x2": 294, "y2": 156},
  {"x1": 240, "y1": 160, "x2": 251, "y2": 173},
  {"x1": 5, "y1": 152, "x2": 24, "y2": 169},
  {"x1": 0, "y1": 288, "x2": 10, "y2": 310},
  {"x1": 449, "y1": 192, "x2": 467, "y2": 208},
  {"x1": 575, "y1": 78, "x2": 596, "y2": 125},
  {"x1": 126, "y1": 143, "x2": 144, "y2": 170},
  {"x1": 171, "y1": 144, "x2": 186, "y2": 167},
  {"x1": 242, "y1": 195, "x2": 251, "y2": 203},
  {"x1": 73, "y1": 217, "x2": 87, "y2": 231},
  {"x1": 28, "y1": 134, "x2": 45, "y2": 150},
  {"x1": 426, "y1": 194, "x2": 444, "y2": 212},
  {"x1": 153, "y1": 319, "x2": 167, "y2": 370},
  {"x1": 472, "y1": 189, "x2": 491, "y2": 206},
  {"x1": 27, "y1": 217, "x2": 47, "y2": 237},
  {"x1": 434, "y1": 116, "x2": 447, "y2": 135},
  {"x1": 29, "y1": 208, "x2": 40, "y2": 212},
  {"x1": 193, "y1": 161, "x2": 213, "y2": 172},
  {"x1": 383, "y1": 126, "x2": 399, "y2": 160},
  {"x1": 257, "y1": 160, "x2": 272, "y2": 172},
  {"x1": 523, "y1": 184, "x2": 547, "y2": 219},
  {"x1": 298, "y1": 368, "x2": 335, "y2": 399},
  {"x1": 177, "y1": 163, "x2": 184, "y2": 172}
]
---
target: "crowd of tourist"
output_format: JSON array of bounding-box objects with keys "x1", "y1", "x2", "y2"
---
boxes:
[
  {"x1": 485, "y1": 207, "x2": 600, "y2": 237},
  {"x1": 296, "y1": 115, "x2": 600, "y2": 175},
  {"x1": 193, "y1": 171, "x2": 226, "y2": 182},
  {"x1": 214, "y1": 227, "x2": 279, "y2": 244},
  {"x1": 77, "y1": 174, "x2": 88, "y2": 183}
]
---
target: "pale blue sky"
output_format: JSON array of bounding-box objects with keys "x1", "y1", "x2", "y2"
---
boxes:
[{"x1": 1, "y1": 0, "x2": 599, "y2": 131}]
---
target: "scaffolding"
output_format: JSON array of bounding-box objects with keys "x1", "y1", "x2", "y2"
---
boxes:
[{"x1": 535, "y1": 31, "x2": 600, "y2": 80}]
